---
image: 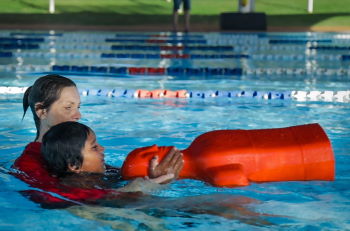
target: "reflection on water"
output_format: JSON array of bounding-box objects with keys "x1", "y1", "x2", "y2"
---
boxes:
[
  {"x1": 69, "y1": 205, "x2": 167, "y2": 231},
  {"x1": 68, "y1": 194, "x2": 273, "y2": 230}
]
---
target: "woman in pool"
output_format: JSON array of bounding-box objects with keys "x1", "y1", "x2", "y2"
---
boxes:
[{"x1": 13, "y1": 74, "x2": 183, "y2": 190}]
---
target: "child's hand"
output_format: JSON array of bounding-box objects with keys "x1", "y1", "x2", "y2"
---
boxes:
[{"x1": 148, "y1": 147, "x2": 183, "y2": 183}]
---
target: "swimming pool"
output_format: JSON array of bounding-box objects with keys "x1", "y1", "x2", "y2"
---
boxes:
[{"x1": 0, "y1": 30, "x2": 349, "y2": 230}]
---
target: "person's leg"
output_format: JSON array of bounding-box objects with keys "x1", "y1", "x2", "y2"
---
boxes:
[
  {"x1": 184, "y1": 10, "x2": 190, "y2": 32},
  {"x1": 173, "y1": 11, "x2": 179, "y2": 32},
  {"x1": 173, "y1": 0, "x2": 181, "y2": 32},
  {"x1": 183, "y1": 0, "x2": 191, "y2": 32}
]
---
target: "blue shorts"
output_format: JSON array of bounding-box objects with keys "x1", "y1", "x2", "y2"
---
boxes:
[{"x1": 173, "y1": 0, "x2": 191, "y2": 11}]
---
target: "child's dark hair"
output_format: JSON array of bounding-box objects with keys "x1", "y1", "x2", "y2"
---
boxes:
[
  {"x1": 23, "y1": 74, "x2": 76, "y2": 140},
  {"x1": 41, "y1": 121, "x2": 91, "y2": 177}
]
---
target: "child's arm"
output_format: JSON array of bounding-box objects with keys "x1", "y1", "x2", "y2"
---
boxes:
[{"x1": 116, "y1": 173, "x2": 174, "y2": 193}]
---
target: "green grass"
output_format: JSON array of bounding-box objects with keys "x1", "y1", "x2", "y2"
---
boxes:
[
  {"x1": 0, "y1": 0, "x2": 231, "y2": 14},
  {"x1": 0, "y1": 0, "x2": 350, "y2": 28},
  {"x1": 257, "y1": 0, "x2": 350, "y2": 27}
]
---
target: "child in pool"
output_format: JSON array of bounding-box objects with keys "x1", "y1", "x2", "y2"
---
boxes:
[{"x1": 41, "y1": 121, "x2": 175, "y2": 193}]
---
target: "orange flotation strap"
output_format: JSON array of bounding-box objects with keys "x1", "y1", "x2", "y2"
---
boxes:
[{"x1": 121, "y1": 123, "x2": 335, "y2": 187}]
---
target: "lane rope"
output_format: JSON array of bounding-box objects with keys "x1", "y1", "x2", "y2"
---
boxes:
[{"x1": 0, "y1": 86, "x2": 348, "y2": 102}]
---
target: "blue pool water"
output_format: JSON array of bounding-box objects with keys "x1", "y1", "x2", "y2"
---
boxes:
[{"x1": 0, "y1": 30, "x2": 349, "y2": 230}]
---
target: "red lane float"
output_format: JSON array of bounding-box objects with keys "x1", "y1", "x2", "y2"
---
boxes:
[
  {"x1": 121, "y1": 123, "x2": 335, "y2": 187},
  {"x1": 135, "y1": 89, "x2": 187, "y2": 98},
  {"x1": 160, "y1": 54, "x2": 189, "y2": 59},
  {"x1": 147, "y1": 67, "x2": 166, "y2": 75},
  {"x1": 147, "y1": 39, "x2": 167, "y2": 43}
]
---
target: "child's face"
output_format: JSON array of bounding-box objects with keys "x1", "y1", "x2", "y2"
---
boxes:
[{"x1": 79, "y1": 131, "x2": 105, "y2": 174}]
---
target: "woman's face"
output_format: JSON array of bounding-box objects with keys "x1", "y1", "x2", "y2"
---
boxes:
[
  {"x1": 44, "y1": 86, "x2": 81, "y2": 128},
  {"x1": 79, "y1": 131, "x2": 105, "y2": 173}
]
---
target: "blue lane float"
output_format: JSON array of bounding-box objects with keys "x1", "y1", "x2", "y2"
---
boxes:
[
  {"x1": 2, "y1": 64, "x2": 349, "y2": 77},
  {"x1": 258, "y1": 34, "x2": 326, "y2": 39},
  {"x1": 105, "y1": 38, "x2": 207, "y2": 44},
  {"x1": 341, "y1": 55, "x2": 350, "y2": 61},
  {"x1": 100, "y1": 53, "x2": 249, "y2": 59},
  {"x1": 0, "y1": 44, "x2": 40, "y2": 50},
  {"x1": 51, "y1": 65, "x2": 243, "y2": 76},
  {"x1": 9, "y1": 32, "x2": 63, "y2": 37},
  {"x1": 114, "y1": 33, "x2": 205, "y2": 39},
  {"x1": 269, "y1": 39, "x2": 333, "y2": 44},
  {"x1": 309, "y1": 46, "x2": 350, "y2": 51},
  {"x1": 110, "y1": 45, "x2": 234, "y2": 51},
  {"x1": 6, "y1": 49, "x2": 346, "y2": 62},
  {"x1": 0, "y1": 37, "x2": 45, "y2": 43},
  {"x1": 0, "y1": 52, "x2": 12, "y2": 58},
  {"x1": 6, "y1": 51, "x2": 345, "y2": 62}
]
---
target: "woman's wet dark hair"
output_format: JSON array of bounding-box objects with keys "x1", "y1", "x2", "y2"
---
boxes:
[
  {"x1": 41, "y1": 121, "x2": 91, "y2": 177},
  {"x1": 23, "y1": 74, "x2": 76, "y2": 140}
]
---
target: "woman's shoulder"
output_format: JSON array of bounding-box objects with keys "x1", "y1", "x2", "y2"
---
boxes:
[
  {"x1": 12, "y1": 141, "x2": 52, "y2": 187},
  {"x1": 24, "y1": 141, "x2": 41, "y2": 153},
  {"x1": 13, "y1": 142, "x2": 42, "y2": 168}
]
